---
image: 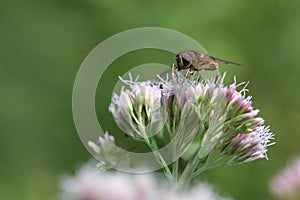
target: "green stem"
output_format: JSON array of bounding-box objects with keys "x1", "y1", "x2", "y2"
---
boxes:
[
  {"x1": 147, "y1": 136, "x2": 173, "y2": 178},
  {"x1": 192, "y1": 163, "x2": 224, "y2": 179},
  {"x1": 178, "y1": 150, "x2": 201, "y2": 191},
  {"x1": 177, "y1": 120, "x2": 207, "y2": 190},
  {"x1": 191, "y1": 151, "x2": 227, "y2": 179},
  {"x1": 190, "y1": 167, "x2": 207, "y2": 179},
  {"x1": 190, "y1": 151, "x2": 218, "y2": 179},
  {"x1": 172, "y1": 159, "x2": 179, "y2": 183},
  {"x1": 138, "y1": 124, "x2": 172, "y2": 178}
]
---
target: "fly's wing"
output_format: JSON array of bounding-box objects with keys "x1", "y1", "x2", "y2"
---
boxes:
[
  {"x1": 189, "y1": 53, "x2": 220, "y2": 80},
  {"x1": 211, "y1": 56, "x2": 243, "y2": 66}
]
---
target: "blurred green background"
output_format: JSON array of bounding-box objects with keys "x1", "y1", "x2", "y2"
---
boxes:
[{"x1": 1, "y1": 0, "x2": 300, "y2": 199}]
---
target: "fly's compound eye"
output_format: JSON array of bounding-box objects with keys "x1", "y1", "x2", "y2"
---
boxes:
[
  {"x1": 182, "y1": 57, "x2": 191, "y2": 67},
  {"x1": 176, "y1": 55, "x2": 183, "y2": 66}
]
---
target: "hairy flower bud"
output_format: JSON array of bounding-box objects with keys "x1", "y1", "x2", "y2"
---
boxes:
[
  {"x1": 219, "y1": 126, "x2": 274, "y2": 164},
  {"x1": 109, "y1": 81, "x2": 164, "y2": 138}
]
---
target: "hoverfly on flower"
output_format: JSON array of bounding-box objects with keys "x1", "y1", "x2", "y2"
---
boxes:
[{"x1": 175, "y1": 50, "x2": 242, "y2": 76}]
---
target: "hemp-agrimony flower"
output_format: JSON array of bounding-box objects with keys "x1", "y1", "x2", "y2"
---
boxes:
[
  {"x1": 159, "y1": 73, "x2": 201, "y2": 157},
  {"x1": 131, "y1": 71, "x2": 274, "y2": 187},
  {"x1": 109, "y1": 80, "x2": 164, "y2": 138},
  {"x1": 161, "y1": 73, "x2": 198, "y2": 136},
  {"x1": 89, "y1": 68, "x2": 274, "y2": 188},
  {"x1": 190, "y1": 77, "x2": 274, "y2": 164},
  {"x1": 218, "y1": 126, "x2": 274, "y2": 164}
]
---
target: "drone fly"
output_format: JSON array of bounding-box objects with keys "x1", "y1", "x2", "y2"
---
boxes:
[{"x1": 175, "y1": 50, "x2": 242, "y2": 75}]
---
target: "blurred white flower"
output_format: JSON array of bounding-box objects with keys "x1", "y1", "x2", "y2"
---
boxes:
[
  {"x1": 183, "y1": 183, "x2": 231, "y2": 200},
  {"x1": 270, "y1": 157, "x2": 300, "y2": 199},
  {"x1": 60, "y1": 163, "x2": 232, "y2": 200},
  {"x1": 60, "y1": 165, "x2": 135, "y2": 200},
  {"x1": 88, "y1": 132, "x2": 118, "y2": 170}
]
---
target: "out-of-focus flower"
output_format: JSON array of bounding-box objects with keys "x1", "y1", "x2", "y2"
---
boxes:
[
  {"x1": 88, "y1": 131, "x2": 115, "y2": 154},
  {"x1": 183, "y1": 182, "x2": 231, "y2": 200},
  {"x1": 109, "y1": 80, "x2": 164, "y2": 138},
  {"x1": 88, "y1": 132, "x2": 117, "y2": 170},
  {"x1": 270, "y1": 157, "x2": 300, "y2": 199},
  {"x1": 60, "y1": 165, "x2": 136, "y2": 200},
  {"x1": 60, "y1": 162, "x2": 232, "y2": 200}
]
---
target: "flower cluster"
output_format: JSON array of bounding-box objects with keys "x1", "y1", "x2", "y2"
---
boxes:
[
  {"x1": 89, "y1": 69, "x2": 275, "y2": 187},
  {"x1": 183, "y1": 76, "x2": 273, "y2": 164}
]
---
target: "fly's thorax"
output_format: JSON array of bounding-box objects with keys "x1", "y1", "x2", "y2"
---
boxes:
[{"x1": 176, "y1": 50, "x2": 217, "y2": 72}]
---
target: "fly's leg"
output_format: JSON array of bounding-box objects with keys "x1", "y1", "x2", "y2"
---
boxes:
[
  {"x1": 182, "y1": 63, "x2": 193, "y2": 79},
  {"x1": 173, "y1": 64, "x2": 179, "y2": 73},
  {"x1": 171, "y1": 63, "x2": 180, "y2": 83},
  {"x1": 185, "y1": 68, "x2": 194, "y2": 79},
  {"x1": 210, "y1": 63, "x2": 220, "y2": 83},
  {"x1": 196, "y1": 70, "x2": 205, "y2": 83}
]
